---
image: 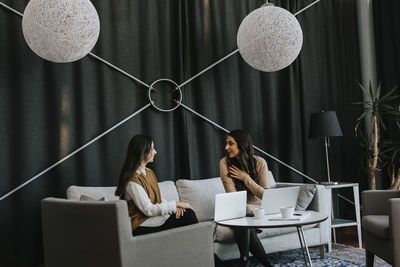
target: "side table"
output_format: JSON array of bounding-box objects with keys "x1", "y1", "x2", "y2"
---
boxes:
[{"x1": 324, "y1": 182, "x2": 362, "y2": 250}]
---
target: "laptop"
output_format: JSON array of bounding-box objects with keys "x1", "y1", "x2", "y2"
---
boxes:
[
  {"x1": 261, "y1": 186, "x2": 300, "y2": 215},
  {"x1": 214, "y1": 191, "x2": 247, "y2": 222}
]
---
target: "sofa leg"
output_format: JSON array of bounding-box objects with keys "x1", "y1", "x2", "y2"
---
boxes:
[
  {"x1": 366, "y1": 249, "x2": 374, "y2": 267},
  {"x1": 318, "y1": 245, "x2": 326, "y2": 259}
]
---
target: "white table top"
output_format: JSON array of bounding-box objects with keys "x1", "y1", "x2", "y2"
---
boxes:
[{"x1": 215, "y1": 211, "x2": 328, "y2": 228}]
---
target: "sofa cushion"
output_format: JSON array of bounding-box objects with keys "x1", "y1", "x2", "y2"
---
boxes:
[
  {"x1": 79, "y1": 195, "x2": 107, "y2": 201},
  {"x1": 214, "y1": 225, "x2": 235, "y2": 243},
  {"x1": 176, "y1": 177, "x2": 225, "y2": 222},
  {"x1": 295, "y1": 184, "x2": 317, "y2": 211},
  {"x1": 67, "y1": 181, "x2": 179, "y2": 202},
  {"x1": 362, "y1": 215, "x2": 389, "y2": 239},
  {"x1": 67, "y1": 186, "x2": 119, "y2": 201}
]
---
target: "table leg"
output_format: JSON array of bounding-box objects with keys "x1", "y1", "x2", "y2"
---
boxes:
[
  {"x1": 297, "y1": 226, "x2": 313, "y2": 267},
  {"x1": 353, "y1": 185, "x2": 362, "y2": 248},
  {"x1": 296, "y1": 226, "x2": 307, "y2": 264},
  {"x1": 300, "y1": 226, "x2": 313, "y2": 267},
  {"x1": 327, "y1": 188, "x2": 333, "y2": 252},
  {"x1": 332, "y1": 188, "x2": 337, "y2": 245}
]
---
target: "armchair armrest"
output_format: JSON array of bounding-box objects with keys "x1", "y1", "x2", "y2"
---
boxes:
[
  {"x1": 122, "y1": 222, "x2": 214, "y2": 267},
  {"x1": 390, "y1": 198, "x2": 400, "y2": 266},
  {"x1": 308, "y1": 185, "x2": 330, "y2": 245},
  {"x1": 362, "y1": 190, "x2": 400, "y2": 216}
]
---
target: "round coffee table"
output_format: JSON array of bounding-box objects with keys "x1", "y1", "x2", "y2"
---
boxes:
[{"x1": 216, "y1": 211, "x2": 328, "y2": 267}]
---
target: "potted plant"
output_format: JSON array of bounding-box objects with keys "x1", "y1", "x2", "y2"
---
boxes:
[
  {"x1": 380, "y1": 114, "x2": 400, "y2": 189},
  {"x1": 353, "y1": 82, "x2": 400, "y2": 189}
]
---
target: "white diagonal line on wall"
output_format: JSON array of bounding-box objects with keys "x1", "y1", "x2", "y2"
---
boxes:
[
  {"x1": 0, "y1": 103, "x2": 151, "y2": 202},
  {"x1": 88, "y1": 52, "x2": 150, "y2": 88},
  {"x1": 180, "y1": 103, "x2": 318, "y2": 183}
]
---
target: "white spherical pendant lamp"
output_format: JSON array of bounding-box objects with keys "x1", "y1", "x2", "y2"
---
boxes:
[
  {"x1": 237, "y1": 5, "x2": 303, "y2": 72},
  {"x1": 22, "y1": 0, "x2": 100, "y2": 63}
]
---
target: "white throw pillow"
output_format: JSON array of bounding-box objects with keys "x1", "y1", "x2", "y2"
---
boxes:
[
  {"x1": 295, "y1": 184, "x2": 317, "y2": 211},
  {"x1": 176, "y1": 177, "x2": 225, "y2": 222}
]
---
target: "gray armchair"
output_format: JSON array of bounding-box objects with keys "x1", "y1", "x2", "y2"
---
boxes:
[
  {"x1": 41, "y1": 198, "x2": 214, "y2": 267},
  {"x1": 362, "y1": 190, "x2": 400, "y2": 267}
]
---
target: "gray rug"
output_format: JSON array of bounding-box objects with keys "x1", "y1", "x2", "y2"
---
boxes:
[{"x1": 222, "y1": 244, "x2": 391, "y2": 267}]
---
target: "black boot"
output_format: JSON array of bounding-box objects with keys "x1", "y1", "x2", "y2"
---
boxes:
[{"x1": 214, "y1": 254, "x2": 228, "y2": 267}]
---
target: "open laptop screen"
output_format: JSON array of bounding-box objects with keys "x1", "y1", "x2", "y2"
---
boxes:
[
  {"x1": 214, "y1": 191, "x2": 246, "y2": 222},
  {"x1": 261, "y1": 186, "x2": 300, "y2": 214}
]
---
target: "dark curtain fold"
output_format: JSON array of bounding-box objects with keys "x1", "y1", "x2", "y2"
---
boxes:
[
  {"x1": 372, "y1": 0, "x2": 400, "y2": 189},
  {"x1": 0, "y1": 0, "x2": 362, "y2": 266},
  {"x1": 373, "y1": 0, "x2": 400, "y2": 93},
  {"x1": 298, "y1": 0, "x2": 363, "y2": 184}
]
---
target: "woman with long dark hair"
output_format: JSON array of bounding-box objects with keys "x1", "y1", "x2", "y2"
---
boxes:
[
  {"x1": 115, "y1": 134, "x2": 198, "y2": 236},
  {"x1": 219, "y1": 129, "x2": 273, "y2": 267}
]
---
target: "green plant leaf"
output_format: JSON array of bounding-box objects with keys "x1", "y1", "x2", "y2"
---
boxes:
[
  {"x1": 352, "y1": 101, "x2": 368, "y2": 105},
  {"x1": 377, "y1": 113, "x2": 387, "y2": 130},
  {"x1": 381, "y1": 146, "x2": 397, "y2": 154},
  {"x1": 369, "y1": 81, "x2": 375, "y2": 99},
  {"x1": 376, "y1": 83, "x2": 382, "y2": 99},
  {"x1": 392, "y1": 150, "x2": 399, "y2": 164},
  {"x1": 357, "y1": 81, "x2": 372, "y2": 100},
  {"x1": 379, "y1": 95, "x2": 400, "y2": 103},
  {"x1": 380, "y1": 86, "x2": 399, "y2": 102},
  {"x1": 355, "y1": 112, "x2": 369, "y2": 133}
]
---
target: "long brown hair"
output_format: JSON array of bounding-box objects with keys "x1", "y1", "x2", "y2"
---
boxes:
[
  {"x1": 115, "y1": 135, "x2": 153, "y2": 197},
  {"x1": 226, "y1": 129, "x2": 258, "y2": 195}
]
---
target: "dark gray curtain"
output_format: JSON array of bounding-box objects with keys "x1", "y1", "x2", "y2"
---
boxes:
[
  {"x1": 0, "y1": 0, "x2": 362, "y2": 266},
  {"x1": 372, "y1": 0, "x2": 400, "y2": 188},
  {"x1": 374, "y1": 0, "x2": 400, "y2": 93}
]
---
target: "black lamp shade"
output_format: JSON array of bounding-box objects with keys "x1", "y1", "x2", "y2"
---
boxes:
[{"x1": 309, "y1": 111, "x2": 343, "y2": 138}]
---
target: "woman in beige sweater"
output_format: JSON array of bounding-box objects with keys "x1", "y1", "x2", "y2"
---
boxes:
[{"x1": 220, "y1": 129, "x2": 272, "y2": 267}]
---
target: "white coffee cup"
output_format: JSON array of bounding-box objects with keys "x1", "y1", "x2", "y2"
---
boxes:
[
  {"x1": 254, "y1": 208, "x2": 265, "y2": 219},
  {"x1": 280, "y1": 207, "x2": 294, "y2": 218}
]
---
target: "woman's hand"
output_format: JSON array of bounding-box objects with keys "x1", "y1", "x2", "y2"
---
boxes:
[
  {"x1": 228, "y1": 164, "x2": 250, "y2": 182},
  {"x1": 176, "y1": 201, "x2": 194, "y2": 212},
  {"x1": 175, "y1": 207, "x2": 186, "y2": 219},
  {"x1": 175, "y1": 202, "x2": 194, "y2": 218}
]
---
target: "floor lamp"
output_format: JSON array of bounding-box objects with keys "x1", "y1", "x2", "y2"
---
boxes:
[{"x1": 309, "y1": 111, "x2": 343, "y2": 185}]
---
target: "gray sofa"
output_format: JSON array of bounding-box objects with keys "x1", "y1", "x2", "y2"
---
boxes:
[
  {"x1": 62, "y1": 171, "x2": 330, "y2": 262},
  {"x1": 41, "y1": 197, "x2": 214, "y2": 267}
]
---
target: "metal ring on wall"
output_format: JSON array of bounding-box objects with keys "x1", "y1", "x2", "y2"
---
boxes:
[{"x1": 148, "y1": 78, "x2": 183, "y2": 112}]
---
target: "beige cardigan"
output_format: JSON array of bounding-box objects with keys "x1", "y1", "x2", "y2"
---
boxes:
[{"x1": 219, "y1": 156, "x2": 271, "y2": 205}]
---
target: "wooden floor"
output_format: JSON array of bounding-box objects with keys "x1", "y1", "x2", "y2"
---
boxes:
[{"x1": 334, "y1": 226, "x2": 364, "y2": 248}]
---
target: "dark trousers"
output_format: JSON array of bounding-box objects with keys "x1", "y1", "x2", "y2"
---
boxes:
[
  {"x1": 233, "y1": 227, "x2": 271, "y2": 266},
  {"x1": 132, "y1": 209, "x2": 198, "y2": 236}
]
